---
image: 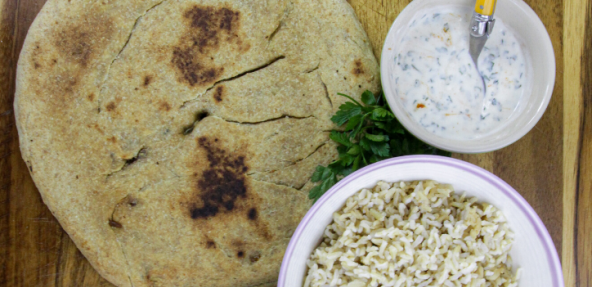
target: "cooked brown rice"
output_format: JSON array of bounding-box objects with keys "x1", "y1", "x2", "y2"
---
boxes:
[{"x1": 304, "y1": 180, "x2": 520, "y2": 287}]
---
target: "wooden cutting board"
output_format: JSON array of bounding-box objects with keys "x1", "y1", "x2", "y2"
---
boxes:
[{"x1": 0, "y1": 0, "x2": 589, "y2": 286}]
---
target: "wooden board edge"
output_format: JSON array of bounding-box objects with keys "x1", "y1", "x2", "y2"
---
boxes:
[{"x1": 562, "y1": 0, "x2": 586, "y2": 285}]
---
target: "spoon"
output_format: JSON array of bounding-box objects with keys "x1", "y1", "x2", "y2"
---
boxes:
[{"x1": 469, "y1": 0, "x2": 497, "y2": 95}]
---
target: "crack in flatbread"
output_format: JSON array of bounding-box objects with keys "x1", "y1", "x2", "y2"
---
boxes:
[
  {"x1": 180, "y1": 55, "x2": 286, "y2": 108},
  {"x1": 98, "y1": 0, "x2": 168, "y2": 113},
  {"x1": 214, "y1": 114, "x2": 314, "y2": 125}
]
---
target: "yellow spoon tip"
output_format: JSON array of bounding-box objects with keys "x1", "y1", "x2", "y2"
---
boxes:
[{"x1": 475, "y1": 0, "x2": 497, "y2": 16}]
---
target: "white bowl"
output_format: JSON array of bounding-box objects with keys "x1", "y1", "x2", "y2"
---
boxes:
[
  {"x1": 380, "y1": 0, "x2": 555, "y2": 153},
  {"x1": 278, "y1": 156, "x2": 563, "y2": 287}
]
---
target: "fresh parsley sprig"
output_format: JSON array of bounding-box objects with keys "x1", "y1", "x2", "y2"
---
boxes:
[{"x1": 308, "y1": 91, "x2": 451, "y2": 202}]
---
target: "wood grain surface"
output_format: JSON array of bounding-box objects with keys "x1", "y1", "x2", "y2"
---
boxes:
[{"x1": 0, "y1": 0, "x2": 588, "y2": 286}]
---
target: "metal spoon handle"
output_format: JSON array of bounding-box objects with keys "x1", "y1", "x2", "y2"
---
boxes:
[
  {"x1": 469, "y1": 0, "x2": 497, "y2": 62},
  {"x1": 469, "y1": 0, "x2": 497, "y2": 96}
]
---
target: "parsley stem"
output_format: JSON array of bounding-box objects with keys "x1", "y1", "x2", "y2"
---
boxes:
[
  {"x1": 361, "y1": 126, "x2": 373, "y2": 132},
  {"x1": 337, "y1": 93, "x2": 363, "y2": 107},
  {"x1": 351, "y1": 113, "x2": 370, "y2": 139},
  {"x1": 361, "y1": 152, "x2": 368, "y2": 165}
]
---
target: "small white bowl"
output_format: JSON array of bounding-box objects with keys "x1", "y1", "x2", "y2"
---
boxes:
[
  {"x1": 380, "y1": 0, "x2": 555, "y2": 153},
  {"x1": 278, "y1": 156, "x2": 562, "y2": 287}
]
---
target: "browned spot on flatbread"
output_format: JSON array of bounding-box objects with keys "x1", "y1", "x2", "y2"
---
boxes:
[
  {"x1": 113, "y1": 195, "x2": 139, "y2": 220},
  {"x1": 107, "y1": 136, "x2": 117, "y2": 143},
  {"x1": 145, "y1": 267, "x2": 180, "y2": 284},
  {"x1": 250, "y1": 216, "x2": 272, "y2": 240},
  {"x1": 158, "y1": 101, "x2": 171, "y2": 112},
  {"x1": 189, "y1": 137, "x2": 249, "y2": 219},
  {"x1": 55, "y1": 18, "x2": 114, "y2": 68},
  {"x1": 128, "y1": 197, "x2": 138, "y2": 207},
  {"x1": 63, "y1": 78, "x2": 78, "y2": 94},
  {"x1": 87, "y1": 93, "x2": 95, "y2": 101},
  {"x1": 247, "y1": 208, "x2": 257, "y2": 220},
  {"x1": 213, "y1": 85, "x2": 224, "y2": 102},
  {"x1": 143, "y1": 75, "x2": 152, "y2": 87},
  {"x1": 171, "y1": 6, "x2": 247, "y2": 87},
  {"x1": 352, "y1": 59, "x2": 364, "y2": 76},
  {"x1": 30, "y1": 44, "x2": 43, "y2": 70},
  {"x1": 172, "y1": 47, "x2": 223, "y2": 87},
  {"x1": 230, "y1": 239, "x2": 246, "y2": 253},
  {"x1": 249, "y1": 251, "x2": 261, "y2": 263},
  {"x1": 186, "y1": 6, "x2": 240, "y2": 51},
  {"x1": 88, "y1": 124, "x2": 104, "y2": 134},
  {"x1": 105, "y1": 102, "x2": 117, "y2": 112},
  {"x1": 180, "y1": 136, "x2": 274, "y2": 262},
  {"x1": 109, "y1": 219, "x2": 123, "y2": 228},
  {"x1": 230, "y1": 241, "x2": 262, "y2": 263},
  {"x1": 33, "y1": 14, "x2": 114, "y2": 112}
]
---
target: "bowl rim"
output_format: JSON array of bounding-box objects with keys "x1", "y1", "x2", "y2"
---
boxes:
[
  {"x1": 278, "y1": 155, "x2": 563, "y2": 287},
  {"x1": 379, "y1": 0, "x2": 556, "y2": 153}
]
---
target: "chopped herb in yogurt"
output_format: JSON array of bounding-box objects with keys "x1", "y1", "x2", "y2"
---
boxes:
[{"x1": 392, "y1": 6, "x2": 529, "y2": 139}]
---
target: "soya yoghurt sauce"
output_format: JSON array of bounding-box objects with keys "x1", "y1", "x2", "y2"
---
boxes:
[{"x1": 392, "y1": 6, "x2": 529, "y2": 139}]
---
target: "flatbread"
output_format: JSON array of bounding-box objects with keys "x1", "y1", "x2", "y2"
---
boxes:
[{"x1": 14, "y1": 0, "x2": 379, "y2": 286}]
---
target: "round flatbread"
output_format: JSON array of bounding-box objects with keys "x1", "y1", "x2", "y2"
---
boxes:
[{"x1": 14, "y1": 0, "x2": 379, "y2": 286}]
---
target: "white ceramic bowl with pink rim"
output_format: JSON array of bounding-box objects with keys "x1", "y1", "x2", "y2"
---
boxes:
[
  {"x1": 380, "y1": 0, "x2": 555, "y2": 153},
  {"x1": 278, "y1": 156, "x2": 563, "y2": 287}
]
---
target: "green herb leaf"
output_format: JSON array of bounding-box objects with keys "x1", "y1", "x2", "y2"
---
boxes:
[
  {"x1": 329, "y1": 161, "x2": 351, "y2": 176},
  {"x1": 349, "y1": 114, "x2": 367, "y2": 139},
  {"x1": 308, "y1": 90, "x2": 450, "y2": 202},
  {"x1": 330, "y1": 131, "x2": 353, "y2": 147},
  {"x1": 347, "y1": 145, "x2": 361, "y2": 155},
  {"x1": 361, "y1": 90, "x2": 376, "y2": 105},
  {"x1": 369, "y1": 154, "x2": 383, "y2": 163},
  {"x1": 331, "y1": 104, "x2": 362, "y2": 126},
  {"x1": 365, "y1": 133, "x2": 389, "y2": 142},
  {"x1": 310, "y1": 166, "x2": 326, "y2": 182},
  {"x1": 308, "y1": 184, "x2": 322, "y2": 199},
  {"x1": 369, "y1": 141, "x2": 390, "y2": 157},
  {"x1": 402, "y1": 138, "x2": 410, "y2": 154},
  {"x1": 337, "y1": 93, "x2": 363, "y2": 107},
  {"x1": 320, "y1": 174, "x2": 337, "y2": 192},
  {"x1": 336, "y1": 145, "x2": 348, "y2": 155},
  {"x1": 374, "y1": 121, "x2": 388, "y2": 131},
  {"x1": 359, "y1": 136, "x2": 372, "y2": 151},
  {"x1": 345, "y1": 114, "x2": 363, "y2": 131},
  {"x1": 340, "y1": 168, "x2": 354, "y2": 177},
  {"x1": 390, "y1": 139, "x2": 402, "y2": 156},
  {"x1": 352, "y1": 155, "x2": 361, "y2": 171},
  {"x1": 339, "y1": 101, "x2": 359, "y2": 110},
  {"x1": 339, "y1": 153, "x2": 356, "y2": 166},
  {"x1": 371, "y1": 108, "x2": 390, "y2": 120},
  {"x1": 319, "y1": 166, "x2": 333, "y2": 181}
]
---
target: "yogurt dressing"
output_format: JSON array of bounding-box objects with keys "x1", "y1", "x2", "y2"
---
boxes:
[{"x1": 392, "y1": 6, "x2": 529, "y2": 139}]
